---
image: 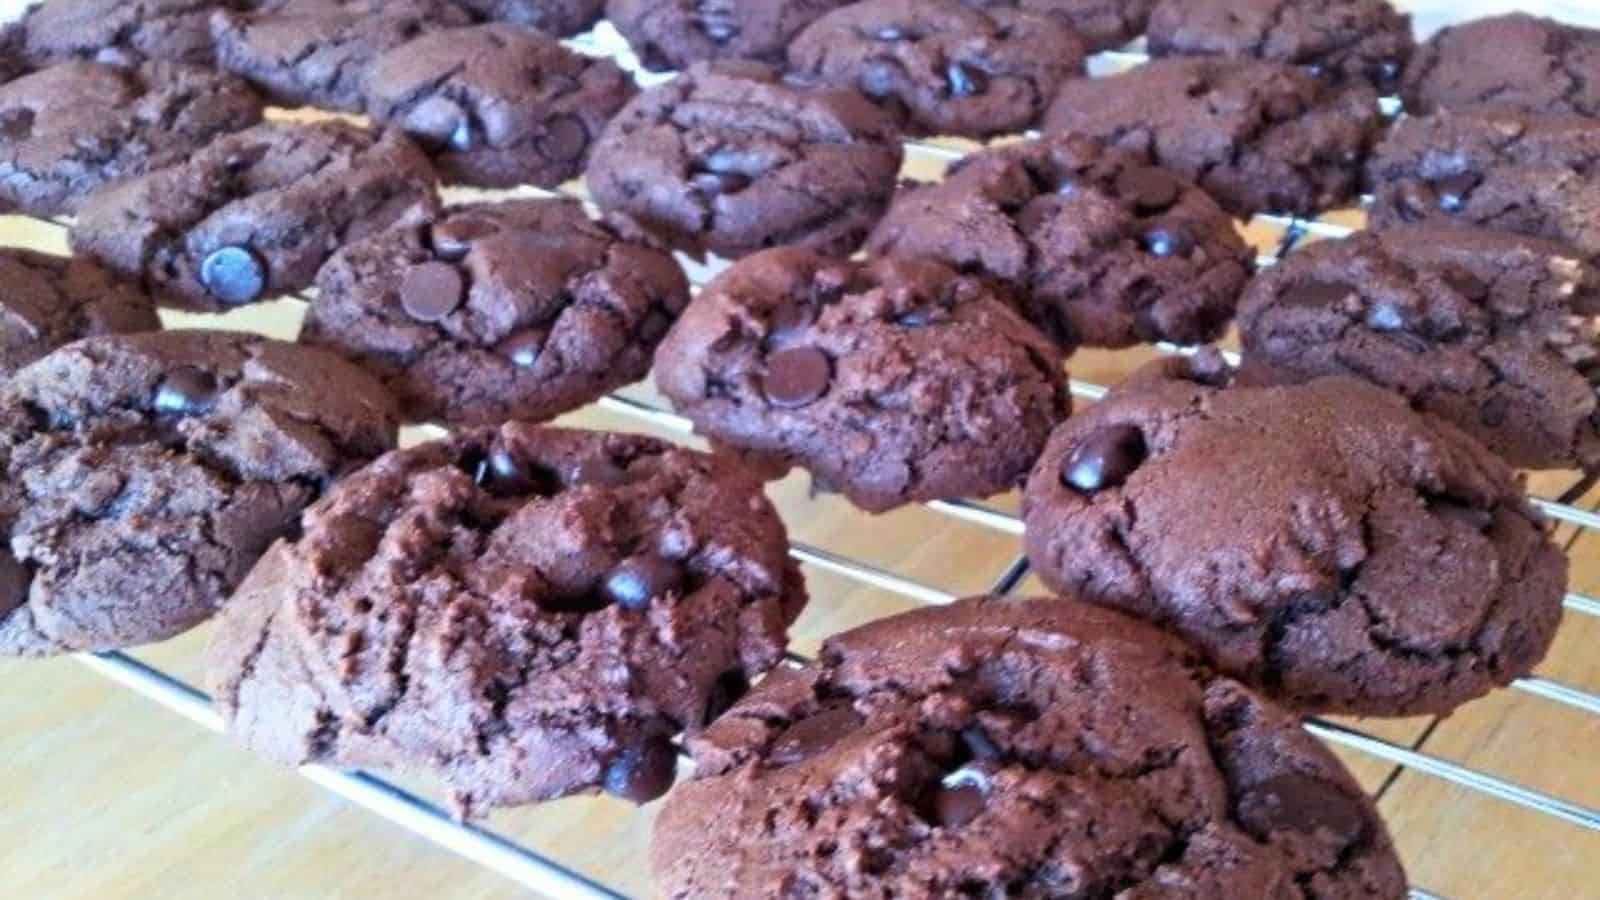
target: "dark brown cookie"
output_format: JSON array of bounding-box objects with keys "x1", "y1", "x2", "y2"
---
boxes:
[
  {"x1": 1023, "y1": 351, "x2": 1567, "y2": 717},
  {"x1": 1043, "y1": 57, "x2": 1383, "y2": 218},
  {"x1": 207, "y1": 425, "x2": 807, "y2": 815},
  {"x1": 454, "y1": 0, "x2": 604, "y2": 36},
  {"x1": 0, "y1": 330, "x2": 399, "y2": 656},
  {"x1": 1147, "y1": 0, "x2": 1414, "y2": 91},
  {"x1": 655, "y1": 596, "x2": 1409, "y2": 900},
  {"x1": 0, "y1": 60, "x2": 264, "y2": 216},
  {"x1": 654, "y1": 248, "x2": 1073, "y2": 513},
  {"x1": 960, "y1": 0, "x2": 1153, "y2": 53},
  {"x1": 788, "y1": 0, "x2": 1086, "y2": 139},
  {"x1": 364, "y1": 23, "x2": 636, "y2": 188},
  {"x1": 70, "y1": 121, "x2": 440, "y2": 311},
  {"x1": 0, "y1": 249, "x2": 163, "y2": 381},
  {"x1": 586, "y1": 62, "x2": 903, "y2": 260},
  {"x1": 866, "y1": 132, "x2": 1253, "y2": 349},
  {"x1": 1239, "y1": 225, "x2": 1600, "y2": 472},
  {"x1": 20, "y1": 0, "x2": 252, "y2": 66},
  {"x1": 301, "y1": 199, "x2": 690, "y2": 425},
  {"x1": 606, "y1": 0, "x2": 850, "y2": 72},
  {"x1": 1402, "y1": 12, "x2": 1600, "y2": 117}
]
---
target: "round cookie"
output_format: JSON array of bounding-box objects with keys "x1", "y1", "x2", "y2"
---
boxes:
[
  {"x1": 654, "y1": 248, "x2": 1073, "y2": 513},
  {"x1": 606, "y1": 0, "x2": 850, "y2": 73},
  {"x1": 20, "y1": 0, "x2": 251, "y2": 66},
  {"x1": 454, "y1": 0, "x2": 604, "y2": 37},
  {"x1": 1022, "y1": 351, "x2": 1567, "y2": 717},
  {"x1": 364, "y1": 23, "x2": 637, "y2": 188},
  {"x1": 210, "y1": 0, "x2": 475, "y2": 114},
  {"x1": 960, "y1": 0, "x2": 1153, "y2": 53},
  {"x1": 1043, "y1": 57, "x2": 1383, "y2": 218},
  {"x1": 865, "y1": 132, "x2": 1253, "y2": 349},
  {"x1": 207, "y1": 425, "x2": 808, "y2": 815},
  {"x1": 1365, "y1": 110, "x2": 1600, "y2": 268},
  {"x1": 1402, "y1": 13, "x2": 1600, "y2": 117},
  {"x1": 0, "y1": 330, "x2": 400, "y2": 656},
  {"x1": 1147, "y1": 0, "x2": 1415, "y2": 91},
  {"x1": 0, "y1": 249, "x2": 163, "y2": 380},
  {"x1": 788, "y1": 0, "x2": 1086, "y2": 139},
  {"x1": 655, "y1": 595, "x2": 1409, "y2": 900},
  {"x1": 0, "y1": 60, "x2": 264, "y2": 217},
  {"x1": 70, "y1": 121, "x2": 440, "y2": 311},
  {"x1": 585, "y1": 62, "x2": 903, "y2": 260},
  {"x1": 1239, "y1": 225, "x2": 1600, "y2": 472},
  {"x1": 301, "y1": 199, "x2": 690, "y2": 426}
]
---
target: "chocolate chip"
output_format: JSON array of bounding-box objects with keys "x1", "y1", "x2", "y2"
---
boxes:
[
  {"x1": 569, "y1": 455, "x2": 631, "y2": 487},
  {"x1": 603, "y1": 736, "x2": 677, "y2": 804},
  {"x1": 1061, "y1": 424, "x2": 1146, "y2": 493},
  {"x1": 896, "y1": 307, "x2": 939, "y2": 327},
  {"x1": 0, "y1": 108, "x2": 34, "y2": 141},
  {"x1": 702, "y1": 20, "x2": 738, "y2": 44},
  {"x1": 1142, "y1": 221, "x2": 1194, "y2": 258},
  {"x1": 429, "y1": 216, "x2": 498, "y2": 261},
  {"x1": 400, "y1": 262, "x2": 465, "y2": 323},
  {"x1": 153, "y1": 366, "x2": 220, "y2": 417},
  {"x1": 1396, "y1": 181, "x2": 1436, "y2": 223},
  {"x1": 0, "y1": 548, "x2": 31, "y2": 619},
  {"x1": 762, "y1": 346, "x2": 831, "y2": 409},
  {"x1": 1427, "y1": 497, "x2": 1494, "y2": 532},
  {"x1": 449, "y1": 116, "x2": 478, "y2": 152},
  {"x1": 499, "y1": 330, "x2": 544, "y2": 369},
  {"x1": 1116, "y1": 167, "x2": 1182, "y2": 214},
  {"x1": 946, "y1": 62, "x2": 988, "y2": 98},
  {"x1": 960, "y1": 726, "x2": 1001, "y2": 760},
  {"x1": 537, "y1": 114, "x2": 589, "y2": 162},
  {"x1": 769, "y1": 705, "x2": 864, "y2": 766},
  {"x1": 690, "y1": 150, "x2": 752, "y2": 195},
  {"x1": 766, "y1": 302, "x2": 815, "y2": 346},
  {"x1": 475, "y1": 446, "x2": 560, "y2": 498},
  {"x1": 200, "y1": 246, "x2": 266, "y2": 305},
  {"x1": 703, "y1": 669, "x2": 750, "y2": 725},
  {"x1": 1237, "y1": 774, "x2": 1367, "y2": 845},
  {"x1": 1480, "y1": 394, "x2": 1509, "y2": 427},
  {"x1": 1432, "y1": 174, "x2": 1478, "y2": 213},
  {"x1": 1286, "y1": 280, "x2": 1356, "y2": 309},
  {"x1": 930, "y1": 766, "x2": 993, "y2": 828},
  {"x1": 1443, "y1": 270, "x2": 1488, "y2": 301},
  {"x1": 1365, "y1": 301, "x2": 1408, "y2": 331},
  {"x1": 874, "y1": 25, "x2": 905, "y2": 41},
  {"x1": 602, "y1": 553, "x2": 687, "y2": 610},
  {"x1": 1371, "y1": 59, "x2": 1402, "y2": 85}
]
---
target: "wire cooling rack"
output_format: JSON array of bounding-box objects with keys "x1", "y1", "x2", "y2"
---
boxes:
[{"x1": 10, "y1": 7, "x2": 1600, "y2": 900}]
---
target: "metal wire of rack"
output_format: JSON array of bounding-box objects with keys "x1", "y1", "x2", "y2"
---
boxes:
[{"x1": 5, "y1": 9, "x2": 1594, "y2": 900}]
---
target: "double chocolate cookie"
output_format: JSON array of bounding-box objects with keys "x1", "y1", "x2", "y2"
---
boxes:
[
  {"x1": 208, "y1": 425, "x2": 807, "y2": 815},
  {"x1": 788, "y1": 0, "x2": 1086, "y2": 139},
  {"x1": 1147, "y1": 0, "x2": 1414, "y2": 91},
  {"x1": 364, "y1": 23, "x2": 636, "y2": 188},
  {"x1": 655, "y1": 596, "x2": 1409, "y2": 899},
  {"x1": 960, "y1": 0, "x2": 1152, "y2": 53},
  {"x1": 866, "y1": 133, "x2": 1253, "y2": 349},
  {"x1": 1366, "y1": 110, "x2": 1600, "y2": 268},
  {"x1": 606, "y1": 0, "x2": 850, "y2": 72},
  {"x1": 1402, "y1": 13, "x2": 1600, "y2": 117},
  {"x1": 455, "y1": 0, "x2": 604, "y2": 36},
  {"x1": 302, "y1": 199, "x2": 690, "y2": 425},
  {"x1": 0, "y1": 331, "x2": 399, "y2": 656},
  {"x1": 20, "y1": 0, "x2": 250, "y2": 66},
  {"x1": 0, "y1": 249, "x2": 163, "y2": 380},
  {"x1": 70, "y1": 121, "x2": 440, "y2": 310},
  {"x1": 654, "y1": 249, "x2": 1072, "y2": 513},
  {"x1": 1043, "y1": 57, "x2": 1383, "y2": 218},
  {"x1": 0, "y1": 60, "x2": 264, "y2": 216},
  {"x1": 1239, "y1": 225, "x2": 1600, "y2": 472},
  {"x1": 1023, "y1": 352, "x2": 1566, "y2": 717},
  {"x1": 586, "y1": 62, "x2": 903, "y2": 260}
]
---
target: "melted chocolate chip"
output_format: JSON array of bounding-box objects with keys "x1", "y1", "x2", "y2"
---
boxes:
[
  {"x1": 1285, "y1": 280, "x2": 1355, "y2": 309},
  {"x1": 603, "y1": 736, "x2": 678, "y2": 804},
  {"x1": 690, "y1": 150, "x2": 752, "y2": 195},
  {"x1": 569, "y1": 455, "x2": 631, "y2": 487},
  {"x1": 475, "y1": 446, "x2": 560, "y2": 498},
  {"x1": 1365, "y1": 301, "x2": 1409, "y2": 332},
  {"x1": 449, "y1": 116, "x2": 478, "y2": 152},
  {"x1": 1396, "y1": 181, "x2": 1436, "y2": 223},
  {"x1": 1371, "y1": 59, "x2": 1402, "y2": 85},
  {"x1": 537, "y1": 115, "x2": 589, "y2": 162},
  {"x1": 429, "y1": 216, "x2": 499, "y2": 261},
  {"x1": 1443, "y1": 271, "x2": 1488, "y2": 301},
  {"x1": 762, "y1": 346, "x2": 831, "y2": 409},
  {"x1": 946, "y1": 62, "x2": 988, "y2": 98},
  {"x1": 154, "y1": 366, "x2": 220, "y2": 417},
  {"x1": 930, "y1": 765, "x2": 993, "y2": 828},
  {"x1": 400, "y1": 262, "x2": 465, "y2": 323},
  {"x1": 0, "y1": 547, "x2": 31, "y2": 619},
  {"x1": 499, "y1": 330, "x2": 544, "y2": 369},
  {"x1": 702, "y1": 20, "x2": 738, "y2": 44},
  {"x1": 602, "y1": 553, "x2": 687, "y2": 610},
  {"x1": 200, "y1": 246, "x2": 266, "y2": 305},
  {"x1": 1116, "y1": 167, "x2": 1182, "y2": 214},
  {"x1": 1061, "y1": 424, "x2": 1146, "y2": 493},
  {"x1": 1236, "y1": 774, "x2": 1367, "y2": 845},
  {"x1": 769, "y1": 705, "x2": 864, "y2": 766},
  {"x1": 1142, "y1": 221, "x2": 1194, "y2": 258},
  {"x1": 1432, "y1": 174, "x2": 1478, "y2": 213},
  {"x1": 703, "y1": 669, "x2": 750, "y2": 725},
  {"x1": 960, "y1": 726, "x2": 1001, "y2": 760},
  {"x1": 875, "y1": 25, "x2": 905, "y2": 41}
]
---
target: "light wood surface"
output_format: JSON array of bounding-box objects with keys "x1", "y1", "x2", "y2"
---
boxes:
[{"x1": 2, "y1": 1, "x2": 1599, "y2": 898}]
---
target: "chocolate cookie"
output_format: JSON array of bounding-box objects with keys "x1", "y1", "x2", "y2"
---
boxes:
[
  {"x1": 207, "y1": 425, "x2": 807, "y2": 814},
  {"x1": 210, "y1": 0, "x2": 475, "y2": 113},
  {"x1": 0, "y1": 249, "x2": 163, "y2": 381},
  {"x1": 1402, "y1": 13, "x2": 1600, "y2": 117},
  {"x1": 364, "y1": 23, "x2": 636, "y2": 188},
  {"x1": 1366, "y1": 110, "x2": 1600, "y2": 268},
  {"x1": 70, "y1": 121, "x2": 440, "y2": 311},
  {"x1": 865, "y1": 133, "x2": 1253, "y2": 349},
  {"x1": 585, "y1": 62, "x2": 903, "y2": 260},
  {"x1": 1147, "y1": 0, "x2": 1414, "y2": 91},
  {"x1": 0, "y1": 331, "x2": 399, "y2": 656},
  {"x1": 20, "y1": 0, "x2": 250, "y2": 66},
  {"x1": 606, "y1": 0, "x2": 850, "y2": 73},
  {"x1": 960, "y1": 0, "x2": 1152, "y2": 53},
  {"x1": 1043, "y1": 57, "x2": 1383, "y2": 218},
  {"x1": 654, "y1": 248, "x2": 1072, "y2": 513},
  {"x1": 454, "y1": 0, "x2": 603, "y2": 36},
  {"x1": 1239, "y1": 225, "x2": 1600, "y2": 472},
  {"x1": 1023, "y1": 352, "x2": 1567, "y2": 717},
  {"x1": 301, "y1": 199, "x2": 690, "y2": 425},
  {"x1": 788, "y1": 0, "x2": 1086, "y2": 139},
  {"x1": 655, "y1": 596, "x2": 1409, "y2": 900},
  {"x1": 0, "y1": 60, "x2": 264, "y2": 216}
]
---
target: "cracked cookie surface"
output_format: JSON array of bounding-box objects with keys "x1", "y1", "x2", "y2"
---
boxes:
[
  {"x1": 606, "y1": 0, "x2": 850, "y2": 72},
  {"x1": 302, "y1": 198, "x2": 690, "y2": 425},
  {"x1": 866, "y1": 132, "x2": 1253, "y2": 349},
  {"x1": 455, "y1": 0, "x2": 604, "y2": 37},
  {"x1": 586, "y1": 62, "x2": 903, "y2": 260},
  {"x1": 207, "y1": 424, "x2": 807, "y2": 814},
  {"x1": 70, "y1": 120, "x2": 439, "y2": 311},
  {"x1": 1043, "y1": 57, "x2": 1382, "y2": 218},
  {"x1": 0, "y1": 330, "x2": 399, "y2": 656},
  {"x1": 0, "y1": 249, "x2": 163, "y2": 380},
  {"x1": 1401, "y1": 13, "x2": 1600, "y2": 117},
  {"x1": 364, "y1": 23, "x2": 636, "y2": 188},
  {"x1": 655, "y1": 595, "x2": 1408, "y2": 900},
  {"x1": 960, "y1": 0, "x2": 1152, "y2": 53},
  {"x1": 1239, "y1": 225, "x2": 1600, "y2": 472},
  {"x1": 0, "y1": 60, "x2": 264, "y2": 217},
  {"x1": 654, "y1": 248, "x2": 1072, "y2": 513},
  {"x1": 788, "y1": 0, "x2": 1086, "y2": 139},
  {"x1": 1022, "y1": 352, "x2": 1566, "y2": 716},
  {"x1": 20, "y1": 0, "x2": 251, "y2": 66}
]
